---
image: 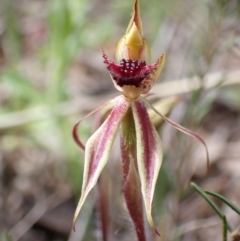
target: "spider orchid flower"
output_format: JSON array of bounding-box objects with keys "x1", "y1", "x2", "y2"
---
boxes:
[{"x1": 72, "y1": 0, "x2": 209, "y2": 238}]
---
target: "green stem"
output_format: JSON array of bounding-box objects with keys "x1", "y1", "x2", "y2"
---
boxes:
[
  {"x1": 222, "y1": 215, "x2": 228, "y2": 241},
  {"x1": 190, "y1": 182, "x2": 232, "y2": 232},
  {"x1": 205, "y1": 190, "x2": 240, "y2": 215}
]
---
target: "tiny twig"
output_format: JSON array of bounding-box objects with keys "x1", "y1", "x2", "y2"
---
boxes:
[
  {"x1": 152, "y1": 70, "x2": 240, "y2": 98},
  {"x1": 10, "y1": 192, "x2": 71, "y2": 241},
  {"x1": 171, "y1": 216, "x2": 221, "y2": 239}
]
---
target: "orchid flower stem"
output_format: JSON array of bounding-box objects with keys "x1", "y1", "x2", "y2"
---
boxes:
[
  {"x1": 191, "y1": 182, "x2": 232, "y2": 232},
  {"x1": 142, "y1": 97, "x2": 210, "y2": 171}
]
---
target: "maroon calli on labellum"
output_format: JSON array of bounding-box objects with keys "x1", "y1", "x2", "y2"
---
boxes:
[
  {"x1": 72, "y1": 0, "x2": 209, "y2": 240},
  {"x1": 102, "y1": 52, "x2": 160, "y2": 89}
]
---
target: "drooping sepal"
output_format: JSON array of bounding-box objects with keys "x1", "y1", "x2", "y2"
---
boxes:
[
  {"x1": 123, "y1": 154, "x2": 146, "y2": 241},
  {"x1": 131, "y1": 99, "x2": 163, "y2": 235},
  {"x1": 120, "y1": 108, "x2": 146, "y2": 241},
  {"x1": 142, "y1": 97, "x2": 210, "y2": 171},
  {"x1": 72, "y1": 97, "x2": 119, "y2": 151},
  {"x1": 73, "y1": 96, "x2": 130, "y2": 228},
  {"x1": 148, "y1": 96, "x2": 182, "y2": 129}
]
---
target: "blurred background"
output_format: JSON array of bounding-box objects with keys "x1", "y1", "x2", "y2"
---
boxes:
[{"x1": 0, "y1": 0, "x2": 240, "y2": 240}]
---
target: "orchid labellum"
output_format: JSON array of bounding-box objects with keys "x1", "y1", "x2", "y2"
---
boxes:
[{"x1": 72, "y1": 0, "x2": 209, "y2": 239}]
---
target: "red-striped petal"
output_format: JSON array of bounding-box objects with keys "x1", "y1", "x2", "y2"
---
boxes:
[
  {"x1": 120, "y1": 109, "x2": 146, "y2": 241},
  {"x1": 73, "y1": 96, "x2": 130, "y2": 228},
  {"x1": 131, "y1": 99, "x2": 163, "y2": 235}
]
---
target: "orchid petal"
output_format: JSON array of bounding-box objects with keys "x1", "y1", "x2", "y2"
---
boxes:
[
  {"x1": 72, "y1": 97, "x2": 119, "y2": 151},
  {"x1": 140, "y1": 53, "x2": 165, "y2": 94},
  {"x1": 120, "y1": 108, "x2": 136, "y2": 179},
  {"x1": 142, "y1": 97, "x2": 210, "y2": 170},
  {"x1": 131, "y1": 99, "x2": 163, "y2": 235},
  {"x1": 120, "y1": 109, "x2": 146, "y2": 241},
  {"x1": 148, "y1": 96, "x2": 182, "y2": 129},
  {"x1": 123, "y1": 153, "x2": 146, "y2": 241},
  {"x1": 73, "y1": 96, "x2": 130, "y2": 229}
]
